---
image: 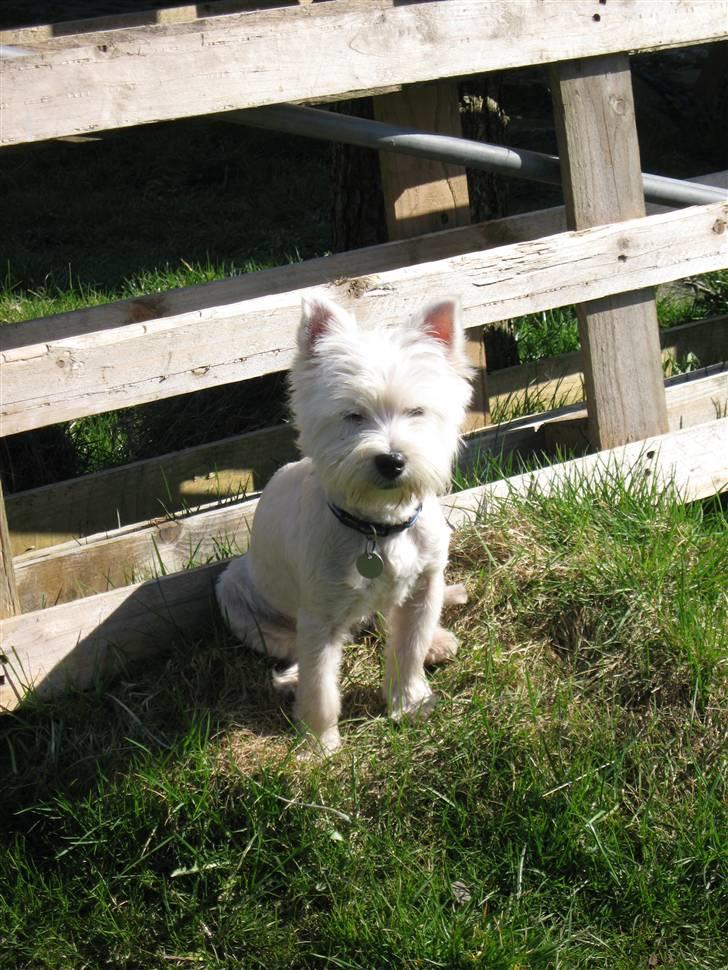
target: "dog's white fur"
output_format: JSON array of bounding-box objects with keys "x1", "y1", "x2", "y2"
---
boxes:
[{"x1": 216, "y1": 294, "x2": 473, "y2": 753}]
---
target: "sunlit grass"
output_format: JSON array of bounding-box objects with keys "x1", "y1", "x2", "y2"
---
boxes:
[{"x1": 2, "y1": 473, "x2": 726, "y2": 968}]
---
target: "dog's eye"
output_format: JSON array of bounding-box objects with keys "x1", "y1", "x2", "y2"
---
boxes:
[
  {"x1": 344, "y1": 412, "x2": 365, "y2": 424},
  {"x1": 406, "y1": 407, "x2": 425, "y2": 418}
]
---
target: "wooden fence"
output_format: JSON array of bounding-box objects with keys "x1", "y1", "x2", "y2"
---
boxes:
[{"x1": 1, "y1": 0, "x2": 727, "y2": 709}]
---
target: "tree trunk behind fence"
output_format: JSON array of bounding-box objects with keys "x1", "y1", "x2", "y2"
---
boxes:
[{"x1": 329, "y1": 99, "x2": 387, "y2": 253}]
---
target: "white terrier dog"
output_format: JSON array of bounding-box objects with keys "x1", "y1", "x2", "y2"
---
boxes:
[{"x1": 216, "y1": 294, "x2": 473, "y2": 753}]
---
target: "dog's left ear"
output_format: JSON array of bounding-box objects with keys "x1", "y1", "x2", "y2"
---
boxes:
[{"x1": 409, "y1": 298, "x2": 464, "y2": 355}]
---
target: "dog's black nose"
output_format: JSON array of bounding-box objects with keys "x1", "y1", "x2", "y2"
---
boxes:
[{"x1": 375, "y1": 452, "x2": 406, "y2": 480}]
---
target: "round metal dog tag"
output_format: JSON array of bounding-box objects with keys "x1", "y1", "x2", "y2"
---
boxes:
[{"x1": 356, "y1": 550, "x2": 384, "y2": 579}]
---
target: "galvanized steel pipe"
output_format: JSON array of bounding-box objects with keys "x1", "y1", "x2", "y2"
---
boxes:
[{"x1": 228, "y1": 103, "x2": 726, "y2": 209}]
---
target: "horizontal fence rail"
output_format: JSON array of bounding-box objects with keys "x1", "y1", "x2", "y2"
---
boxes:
[
  {"x1": 2, "y1": 0, "x2": 727, "y2": 146},
  {"x1": 3, "y1": 201, "x2": 727, "y2": 436},
  {"x1": 5, "y1": 315, "x2": 725, "y2": 557},
  {"x1": 3, "y1": 176, "x2": 723, "y2": 353},
  {"x1": 0, "y1": 207, "x2": 567, "y2": 352},
  {"x1": 12, "y1": 367, "x2": 727, "y2": 612}
]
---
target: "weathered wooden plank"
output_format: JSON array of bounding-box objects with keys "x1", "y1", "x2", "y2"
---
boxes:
[
  {"x1": 14, "y1": 493, "x2": 259, "y2": 613},
  {"x1": 551, "y1": 53, "x2": 669, "y2": 448},
  {"x1": 444, "y1": 417, "x2": 728, "y2": 532},
  {"x1": 658, "y1": 314, "x2": 728, "y2": 369},
  {"x1": 0, "y1": 1, "x2": 264, "y2": 45},
  {"x1": 0, "y1": 561, "x2": 226, "y2": 709},
  {"x1": 3, "y1": 201, "x2": 726, "y2": 436},
  {"x1": 0, "y1": 207, "x2": 566, "y2": 353},
  {"x1": 6, "y1": 425, "x2": 297, "y2": 556},
  {"x1": 374, "y1": 82, "x2": 471, "y2": 240},
  {"x1": 487, "y1": 314, "x2": 728, "y2": 415},
  {"x1": 3, "y1": 415, "x2": 726, "y2": 711},
  {"x1": 12, "y1": 368, "x2": 726, "y2": 611},
  {"x1": 5, "y1": 170, "x2": 722, "y2": 354},
  {"x1": 6, "y1": 314, "x2": 725, "y2": 557},
  {"x1": 2, "y1": 1, "x2": 727, "y2": 147},
  {"x1": 543, "y1": 364, "x2": 728, "y2": 453}
]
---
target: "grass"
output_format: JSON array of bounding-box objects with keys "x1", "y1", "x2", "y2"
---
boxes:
[
  {"x1": 2, "y1": 473, "x2": 726, "y2": 968},
  {"x1": 0, "y1": 121, "x2": 330, "y2": 295},
  {"x1": 503, "y1": 272, "x2": 728, "y2": 367},
  {"x1": 2, "y1": 50, "x2": 726, "y2": 967}
]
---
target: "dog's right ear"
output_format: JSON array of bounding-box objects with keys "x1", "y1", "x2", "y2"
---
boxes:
[
  {"x1": 408, "y1": 298, "x2": 464, "y2": 356},
  {"x1": 299, "y1": 295, "x2": 353, "y2": 356}
]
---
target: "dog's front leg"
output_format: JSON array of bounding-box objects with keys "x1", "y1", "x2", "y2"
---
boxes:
[
  {"x1": 383, "y1": 568, "x2": 444, "y2": 720},
  {"x1": 294, "y1": 612, "x2": 345, "y2": 755}
]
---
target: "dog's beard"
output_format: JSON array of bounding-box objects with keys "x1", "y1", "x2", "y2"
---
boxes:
[{"x1": 314, "y1": 438, "x2": 452, "y2": 515}]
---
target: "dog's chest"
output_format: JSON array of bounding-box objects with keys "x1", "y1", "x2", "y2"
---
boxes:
[{"x1": 338, "y1": 531, "x2": 423, "y2": 618}]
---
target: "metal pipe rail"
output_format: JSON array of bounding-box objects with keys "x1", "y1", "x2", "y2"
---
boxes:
[{"x1": 228, "y1": 103, "x2": 726, "y2": 209}]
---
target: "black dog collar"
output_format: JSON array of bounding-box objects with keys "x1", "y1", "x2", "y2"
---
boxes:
[
  {"x1": 328, "y1": 501, "x2": 422, "y2": 578},
  {"x1": 328, "y1": 502, "x2": 422, "y2": 537}
]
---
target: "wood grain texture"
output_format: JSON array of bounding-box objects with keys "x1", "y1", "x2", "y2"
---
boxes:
[
  {"x1": 6, "y1": 425, "x2": 297, "y2": 556},
  {"x1": 14, "y1": 494, "x2": 259, "y2": 613},
  {"x1": 2, "y1": 1, "x2": 727, "y2": 147},
  {"x1": 5, "y1": 170, "x2": 722, "y2": 354},
  {"x1": 374, "y1": 82, "x2": 471, "y2": 240},
  {"x1": 1, "y1": 561, "x2": 226, "y2": 710},
  {"x1": 543, "y1": 364, "x2": 728, "y2": 453},
  {"x1": 0, "y1": 207, "x2": 566, "y2": 353},
  {"x1": 0, "y1": 1, "x2": 262, "y2": 45},
  {"x1": 443, "y1": 417, "x2": 728, "y2": 530},
  {"x1": 487, "y1": 315, "x2": 728, "y2": 414},
  {"x1": 3, "y1": 201, "x2": 726, "y2": 436},
  {"x1": 13, "y1": 369, "x2": 726, "y2": 612},
  {"x1": 551, "y1": 54, "x2": 669, "y2": 448},
  {"x1": 3, "y1": 414, "x2": 726, "y2": 711}
]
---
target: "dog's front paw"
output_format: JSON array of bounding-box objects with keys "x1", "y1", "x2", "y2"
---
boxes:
[
  {"x1": 425, "y1": 627, "x2": 459, "y2": 666},
  {"x1": 386, "y1": 679, "x2": 438, "y2": 722},
  {"x1": 297, "y1": 726, "x2": 342, "y2": 761}
]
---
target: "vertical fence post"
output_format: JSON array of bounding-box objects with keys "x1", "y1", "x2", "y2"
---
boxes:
[
  {"x1": 373, "y1": 81, "x2": 490, "y2": 429},
  {"x1": 550, "y1": 54, "x2": 669, "y2": 449}
]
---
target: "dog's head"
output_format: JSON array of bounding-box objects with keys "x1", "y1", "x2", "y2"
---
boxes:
[{"x1": 289, "y1": 294, "x2": 474, "y2": 514}]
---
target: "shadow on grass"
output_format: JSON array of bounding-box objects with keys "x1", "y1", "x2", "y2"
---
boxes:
[{"x1": 0, "y1": 562, "x2": 300, "y2": 824}]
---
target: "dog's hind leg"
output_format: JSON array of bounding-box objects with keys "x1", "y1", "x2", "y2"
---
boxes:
[
  {"x1": 272, "y1": 661, "x2": 299, "y2": 694},
  {"x1": 425, "y1": 627, "x2": 459, "y2": 666},
  {"x1": 443, "y1": 583, "x2": 468, "y2": 606},
  {"x1": 216, "y1": 555, "x2": 298, "y2": 661}
]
